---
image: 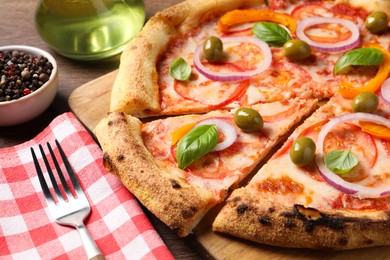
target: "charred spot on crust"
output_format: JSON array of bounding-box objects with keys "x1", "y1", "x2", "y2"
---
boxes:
[
  {"x1": 237, "y1": 204, "x2": 248, "y2": 214},
  {"x1": 117, "y1": 154, "x2": 125, "y2": 161},
  {"x1": 182, "y1": 206, "x2": 197, "y2": 219},
  {"x1": 268, "y1": 207, "x2": 275, "y2": 213},
  {"x1": 284, "y1": 219, "x2": 295, "y2": 228},
  {"x1": 293, "y1": 205, "x2": 346, "y2": 233},
  {"x1": 107, "y1": 120, "x2": 113, "y2": 126},
  {"x1": 171, "y1": 224, "x2": 180, "y2": 233},
  {"x1": 338, "y1": 237, "x2": 348, "y2": 246},
  {"x1": 364, "y1": 239, "x2": 374, "y2": 245},
  {"x1": 170, "y1": 179, "x2": 182, "y2": 189},
  {"x1": 230, "y1": 196, "x2": 241, "y2": 203},
  {"x1": 281, "y1": 211, "x2": 295, "y2": 218},
  {"x1": 258, "y1": 215, "x2": 271, "y2": 226},
  {"x1": 102, "y1": 153, "x2": 113, "y2": 171}
]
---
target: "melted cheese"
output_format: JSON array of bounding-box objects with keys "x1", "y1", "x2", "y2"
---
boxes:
[{"x1": 142, "y1": 98, "x2": 315, "y2": 201}]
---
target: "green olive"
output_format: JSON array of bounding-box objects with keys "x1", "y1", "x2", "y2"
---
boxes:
[
  {"x1": 203, "y1": 36, "x2": 223, "y2": 62},
  {"x1": 234, "y1": 107, "x2": 263, "y2": 132},
  {"x1": 352, "y1": 92, "x2": 379, "y2": 113},
  {"x1": 283, "y1": 39, "x2": 311, "y2": 62},
  {"x1": 365, "y1": 11, "x2": 388, "y2": 34},
  {"x1": 289, "y1": 137, "x2": 316, "y2": 166}
]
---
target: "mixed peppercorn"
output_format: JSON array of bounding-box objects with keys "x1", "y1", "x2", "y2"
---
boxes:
[{"x1": 0, "y1": 50, "x2": 53, "y2": 102}]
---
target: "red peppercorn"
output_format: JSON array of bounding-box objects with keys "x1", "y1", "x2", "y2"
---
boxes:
[
  {"x1": 22, "y1": 88, "x2": 31, "y2": 95},
  {"x1": 8, "y1": 69, "x2": 15, "y2": 76}
]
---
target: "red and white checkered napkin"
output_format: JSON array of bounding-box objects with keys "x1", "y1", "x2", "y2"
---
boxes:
[{"x1": 0, "y1": 112, "x2": 174, "y2": 260}]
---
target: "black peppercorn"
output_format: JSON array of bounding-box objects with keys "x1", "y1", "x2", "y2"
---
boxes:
[{"x1": 0, "y1": 50, "x2": 53, "y2": 102}]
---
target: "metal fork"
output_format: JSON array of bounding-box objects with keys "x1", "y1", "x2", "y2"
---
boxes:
[{"x1": 31, "y1": 140, "x2": 104, "y2": 260}]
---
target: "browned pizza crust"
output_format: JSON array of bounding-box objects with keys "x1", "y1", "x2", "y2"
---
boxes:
[
  {"x1": 213, "y1": 187, "x2": 390, "y2": 250},
  {"x1": 110, "y1": 0, "x2": 262, "y2": 117},
  {"x1": 94, "y1": 112, "x2": 216, "y2": 237},
  {"x1": 335, "y1": 0, "x2": 390, "y2": 15}
]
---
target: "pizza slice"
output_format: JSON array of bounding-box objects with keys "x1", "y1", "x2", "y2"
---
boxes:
[
  {"x1": 94, "y1": 98, "x2": 317, "y2": 236},
  {"x1": 213, "y1": 93, "x2": 390, "y2": 249},
  {"x1": 109, "y1": 0, "x2": 389, "y2": 118}
]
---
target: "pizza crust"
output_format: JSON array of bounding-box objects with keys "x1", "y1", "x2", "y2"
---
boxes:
[
  {"x1": 110, "y1": 0, "x2": 262, "y2": 117},
  {"x1": 335, "y1": 0, "x2": 390, "y2": 15},
  {"x1": 94, "y1": 112, "x2": 216, "y2": 237},
  {"x1": 213, "y1": 187, "x2": 390, "y2": 250}
]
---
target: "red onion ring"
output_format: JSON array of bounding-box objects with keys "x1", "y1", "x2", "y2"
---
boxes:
[
  {"x1": 196, "y1": 118, "x2": 237, "y2": 151},
  {"x1": 316, "y1": 113, "x2": 390, "y2": 198},
  {"x1": 380, "y1": 78, "x2": 390, "y2": 105},
  {"x1": 193, "y1": 36, "x2": 272, "y2": 82},
  {"x1": 296, "y1": 17, "x2": 360, "y2": 53}
]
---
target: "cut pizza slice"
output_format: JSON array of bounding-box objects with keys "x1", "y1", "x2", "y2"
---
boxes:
[
  {"x1": 213, "y1": 92, "x2": 390, "y2": 249},
  {"x1": 94, "y1": 97, "x2": 317, "y2": 236}
]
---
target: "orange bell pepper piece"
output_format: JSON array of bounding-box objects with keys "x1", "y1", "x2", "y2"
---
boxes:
[
  {"x1": 171, "y1": 123, "x2": 196, "y2": 145},
  {"x1": 360, "y1": 121, "x2": 390, "y2": 141},
  {"x1": 339, "y1": 44, "x2": 390, "y2": 99},
  {"x1": 218, "y1": 9, "x2": 296, "y2": 34}
]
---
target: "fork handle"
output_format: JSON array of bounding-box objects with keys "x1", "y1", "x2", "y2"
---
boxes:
[{"x1": 76, "y1": 223, "x2": 105, "y2": 260}]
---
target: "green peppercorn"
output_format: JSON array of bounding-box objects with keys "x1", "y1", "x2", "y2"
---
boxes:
[
  {"x1": 365, "y1": 11, "x2": 388, "y2": 34},
  {"x1": 203, "y1": 36, "x2": 223, "y2": 62},
  {"x1": 352, "y1": 92, "x2": 379, "y2": 113}
]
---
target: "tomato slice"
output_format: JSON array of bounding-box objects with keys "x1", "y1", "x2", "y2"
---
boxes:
[
  {"x1": 331, "y1": 193, "x2": 390, "y2": 211},
  {"x1": 271, "y1": 120, "x2": 328, "y2": 159},
  {"x1": 222, "y1": 27, "x2": 252, "y2": 37},
  {"x1": 330, "y1": 3, "x2": 369, "y2": 21},
  {"x1": 323, "y1": 123, "x2": 378, "y2": 182},
  {"x1": 174, "y1": 62, "x2": 250, "y2": 109},
  {"x1": 262, "y1": 103, "x2": 299, "y2": 122},
  {"x1": 291, "y1": 3, "x2": 334, "y2": 21},
  {"x1": 381, "y1": 139, "x2": 390, "y2": 157},
  {"x1": 304, "y1": 23, "x2": 352, "y2": 44},
  {"x1": 271, "y1": 138, "x2": 293, "y2": 159},
  {"x1": 246, "y1": 61, "x2": 314, "y2": 103},
  {"x1": 298, "y1": 120, "x2": 329, "y2": 140}
]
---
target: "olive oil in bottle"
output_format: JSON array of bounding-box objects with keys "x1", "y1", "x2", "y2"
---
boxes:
[{"x1": 35, "y1": 0, "x2": 145, "y2": 61}]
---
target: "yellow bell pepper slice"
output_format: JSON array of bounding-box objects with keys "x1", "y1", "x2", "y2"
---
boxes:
[
  {"x1": 339, "y1": 44, "x2": 390, "y2": 99},
  {"x1": 171, "y1": 123, "x2": 196, "y2": 145},
  {"x1": 360, "y1": 121, "x2": 390, "y2": 141},
  {"x1": 218, "y1": 9, "x2": 296, "y2": 34}
]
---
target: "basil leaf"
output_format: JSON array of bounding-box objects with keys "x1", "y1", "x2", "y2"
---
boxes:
[
  {"x1": 176, "y1": 124, "x2": 218, "y2": 169},
  {"x1": 169, "y1": 57, "x2": 192, "y2": 81},
  {"x1": 252, "y1": 22, "x2": 291, "y2": 47},
  {"x1": 334, "y1": 48, "x2": 384, "y2": 74},
  {"x1": 324, "y1": 148, "x2": 359, "y2": 174}
]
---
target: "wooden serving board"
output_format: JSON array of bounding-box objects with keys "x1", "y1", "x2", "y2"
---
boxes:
[{"x1": 69, "y1": 71, "x2": 390, "y2": 260}]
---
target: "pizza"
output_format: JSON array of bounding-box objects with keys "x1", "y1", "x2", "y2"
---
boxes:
[
  {"x1": 94, "y1": 0, "x2": 390, "y2": 250},
  {"x1": 95, "y1": 98, "x2": 317, "y2": 236},
  {"x1": 213, "y1": 92, "x2": 390, "y2": 249}
]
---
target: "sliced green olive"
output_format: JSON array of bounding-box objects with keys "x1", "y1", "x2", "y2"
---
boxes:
[
  {"x1": 289, "y1": 137, "x2": 316, "y2": 166},
  {"x1": 234, "y1": 107, "x2": 263, "y2": 132},
  {"x1": 203, "y1": 36, "x2": 223, "y2": 62},
  {"x1": 283, "y1": 39, "x2": 311, "y2": 62},
  {"x1": 352, "y1": 92, "x2": 379, "y2": 113},
  {"x1": 365, "y1": 11, "x2": 388, "y2": 34}
]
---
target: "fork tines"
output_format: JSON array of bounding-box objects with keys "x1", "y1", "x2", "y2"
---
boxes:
[{"x1": 31, "y1": 140, "x2": 82, "y2": 204}]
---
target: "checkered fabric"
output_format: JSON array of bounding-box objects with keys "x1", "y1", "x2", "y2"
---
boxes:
[{"x1": 0, "y1": 112, "x2": 174, "y2": 260}]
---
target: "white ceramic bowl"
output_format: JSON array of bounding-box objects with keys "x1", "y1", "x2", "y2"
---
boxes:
[{"x1": 0, "y1": 45, "x2": 58, "y2": 126}]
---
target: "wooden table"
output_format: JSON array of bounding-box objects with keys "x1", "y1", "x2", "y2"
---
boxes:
[{"x1": 0, "y1": 1, "x2": 204, "y2": 259}]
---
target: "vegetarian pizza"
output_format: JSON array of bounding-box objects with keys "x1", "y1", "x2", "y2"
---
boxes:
[{"x1": 94, "y1": 0, "x2": 390, "y2": 249}]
